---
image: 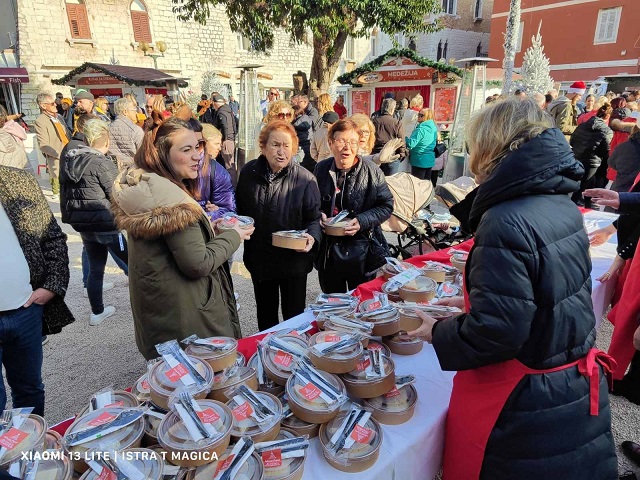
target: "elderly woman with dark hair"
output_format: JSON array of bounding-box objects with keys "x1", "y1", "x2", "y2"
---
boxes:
[
  {"x1": 408, "y1": 98, "x2": 616, "y2": 479},
  {"x1": 314, "y1": 119, "x2": 394, "y2": 293},
  {"x1": 236, "y1": 120, "x2": 322, "y2": 330}
]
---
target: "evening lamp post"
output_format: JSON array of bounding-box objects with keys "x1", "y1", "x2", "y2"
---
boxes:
[{"x1": 140, "y1": 41, "x2": 168, "y2": 70}]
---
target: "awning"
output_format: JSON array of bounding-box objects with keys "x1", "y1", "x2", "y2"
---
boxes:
[
  {"x1": 52, "y1": 62, "x2": 187, "y2": 88},
  {"x1": 0, "y1": 67, "x2": 29, "y2": 84}
]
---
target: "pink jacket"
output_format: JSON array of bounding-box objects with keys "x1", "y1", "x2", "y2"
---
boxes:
[{"x1": 2, "y1": 120, "x2": 27, "y2": 146}]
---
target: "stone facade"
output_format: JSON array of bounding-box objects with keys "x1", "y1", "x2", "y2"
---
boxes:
[{"x1": 15, "y1": 0, "x2": 371, "y2": 120}]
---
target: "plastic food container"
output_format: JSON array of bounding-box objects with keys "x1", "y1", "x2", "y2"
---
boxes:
[
  {"x1": 157, "y1": 399, "x2": 232, "y2": 467},
  {"x1": 450, "y1": 252, "x2": 468, "y2": 272},
  {"x1": 357, "y1": 301, "x2": 400, "y2": 337},
  {"x1": 184, "y1": 337, "x2": 238, "y2": 373},
  {"x1": 64, "y1": 407, "x2": 144, "y2": 474},
  {"x1": 308, "y1": 331, "x2": 363, "y2": 374},
  {"x1": 45, "y1": 428, "x2": 64, "y2": 451},
  {"x1": 285, "y1": 369, "x2": 346, "y2": 425},
  {"x1": 277, "y1": 392, "x2": 320, "y2": 439},
  {"x1": 188, "y1": 446, "x2": 264, "y2": 480},
  {"x1": 262, "y1": 335, "x2": 310, "y2": 386},
  {"x1": 399, "y1": 276, "x2": 437, "y2": 303},
  {"x1": 208, "y1": 366, "x2": 259, "y2": 402},
  {"x1": 77, "y1": 390, "x2": 140, "y2": 418},
  {"x1": 383, "y1": 334, "x2": 424, "y2": 355},
  {"x1": 0, "y1": 414, "x2": 46, "y2": 469},
  {"x1": 365, "y1": 339, "x2": 392, "y2": 358},
  {"x1": 218, "y1": 213, "x2": 254, "y2": 231},
  {"x1": 324, "y1": 221, "x2": 349, "y2": 236},
  {"x1": 380, "y1": 262, "x2": 413, "y2": 280},
  {"x1": 262, "y1": 428, "x2": 307, "y2": 480},
  {"x1": 32, "y1": 456, "x2": 73, "y2": 479},
  {"x1": 421, "y1": 263, "x2": 447, "y2": 283},
  {"x1": 142, "y1": 412, "x2": 164, "y2": 447},
  {"x1": 341, "y1": 354, "x2": 395, "y2": 399},
  {"x1": 132, "y1": 373, "x2": 152, "y2": 403},
  {"x1": 226, "y1": 391, "x2": 282, "y2": 443},
  {"x1": 236, "y1": 352, "x2": 247, "y2": 368},
  {"x1": 398, "y1": 308, "x2": 424, "y2": 332},
  {"x1": 320, "y1": 320, "x2": 371, "y2": 348},
  {"x1": 78, "y1": 448, "x2": 164, "y2": 480},
  {"x1": 272, "y1": 231, "x2": 308, "y2": 250},
  {"x1": 148, "y1": 356, "x2": 214, "y2": 411},
  {"x1": 380, "y1": 281, "x2": 402, "y2": 302},
  {"x1": 318, "y1": 412, "x2": 383, "y2": 473},
  {"x1": 248, "y1": 353, "x2": 286, "y2": 397},
  {"x1": 363, "y1": 384, "x2": 418, "y2": 425}
]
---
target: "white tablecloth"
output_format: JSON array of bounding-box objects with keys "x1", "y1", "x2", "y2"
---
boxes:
[{"x1": 264, "y1": 211, "x2": 619, "y2": 479}]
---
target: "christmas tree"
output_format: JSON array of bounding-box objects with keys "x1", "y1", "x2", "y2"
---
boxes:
[
  {"x1": 516, "y1": 22, "x2": 554, "y2": 95},
  {"x1": 501, "y1": 0, "x2": 521, "y2": 95}
]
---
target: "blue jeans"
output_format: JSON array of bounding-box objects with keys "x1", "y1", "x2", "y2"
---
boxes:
[
  {"x1": 81, "y1": 232, "x2": 129, "y2": 315},
  {"x1": 82, "y1": 244, "x2": 128, "y2": 287},
  {"x1": 380, "y1": 160, "x2": 401, "y2": 176},
  {"x1": 0, "y1": 303, "x2": 45, "y2": 416}
]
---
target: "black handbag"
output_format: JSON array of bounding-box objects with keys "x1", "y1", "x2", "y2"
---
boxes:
[
  {"x1": 434, "y1": 141, "x2": 448, "y2": 158},
  {"x1": 323, "y1": 237, "x2": 370, "y2": 276}
]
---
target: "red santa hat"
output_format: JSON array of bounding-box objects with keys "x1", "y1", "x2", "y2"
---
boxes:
[{"x1": 567, "y1": 81, "x2": 586, "y2": 95}]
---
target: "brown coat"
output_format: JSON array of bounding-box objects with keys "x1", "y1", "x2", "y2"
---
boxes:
[
  {"x1": 112, "y1": 168, "x2": 242, "y2": 360},
  {"x1": 0, "y1": 166, "x2": 74, "y2": 334},
  {"x1": 34, "y1": 113, "x2": 70, "y2": 178}
]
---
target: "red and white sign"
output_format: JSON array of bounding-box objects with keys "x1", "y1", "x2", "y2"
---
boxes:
[
  {"x1": 0, "y1": 67, "x2": 30, "y2": 84},
  {"x1": 367, "y1": 301, "x2": 382, "y2": 311},
  {"x1": 214, "y1": 455, "x2": 235, "y2": 476},
  {"x1": 262, "y1": 449, "x2": 283, "y2": 468},
  {"x1": 0, "y1": 428, "x2": 29, "y2": 450},
  {"x1": 355, "y1": 358, "x2": 371, "y2": 372},
  {"x1": 87, "y1": 412, "x2": 116, "y2": 427},
  {"x1": 273, "y1": 351, "x2": 293, "y2": 368},
  {"x1": 232, "y1": 402, "x2": 254, "y2": 422},
  {"x1": 78, "y1": 75, "x2": 125, "y2": 86},
  {"x1": 385, "y1": 386, "x2": 401, "y2": 398},
  {"x1": 165, "y1": 363, "x2": 189, "y2": 382},
  {"x1": 197, "y1": 408, "x2": 221, "y2": 424},
  {"x1": 299, "y1": 383, "x2": 322, "y2": 401},
  {"x1": 322, "y1": 334, "x2": 341, "y2": 343},
  {"x1": 379, "y1": 68, "x2": 435, "y2": 82},
  {"x1": 96, "y1": 467, "x2": 117, "y2": 480},
  {"x1": 350, "y1": 424, "x2": 373, "y2": 444}
]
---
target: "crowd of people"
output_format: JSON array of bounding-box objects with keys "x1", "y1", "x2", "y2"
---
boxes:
[{"x1": 2, "y1": 80, "x2": 640, "y2": 479}]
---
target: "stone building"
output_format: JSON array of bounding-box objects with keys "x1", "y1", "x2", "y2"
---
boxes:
[{"x1": 4, "y1": 0, "x2": 372, "y2": 120}]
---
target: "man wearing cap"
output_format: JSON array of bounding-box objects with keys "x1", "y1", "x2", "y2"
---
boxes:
[
  {"x1": 34, "y1": 92, "x2": 71, "y2": 199},
  {"x1": 547, "y1": 81, "x2": 586, "y2": 142},
  {"x1": 75, "y1": 91, "x2": 110, "y2": 125},
  {"x1": 211, "y1": 94, "x2": 238, "y2": 184}
]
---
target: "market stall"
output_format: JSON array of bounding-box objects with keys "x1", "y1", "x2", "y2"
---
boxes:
[
  {"x1": 51, "y1": 62, "x2": 188, "y2": 104},
  {"x1": 337, "y1": 48, "x2": 463, "y2": 127}
]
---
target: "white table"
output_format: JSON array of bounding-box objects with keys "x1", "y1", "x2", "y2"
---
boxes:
[
  {"x1": 584, "y1": 210, "x2": 619, "y2": 328},
  {"x1": 265, "y1": 311, "x2": 455, "y2": 480}
]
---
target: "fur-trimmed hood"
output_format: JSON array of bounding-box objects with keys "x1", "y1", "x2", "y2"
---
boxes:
[{"x1": 112, "y1": 167, "x2": 205, "y2": 240}]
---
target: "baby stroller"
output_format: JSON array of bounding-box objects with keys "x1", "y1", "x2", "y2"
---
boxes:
[{"x1": 382, "y1": 173, "x2": 475, "y2": 259}]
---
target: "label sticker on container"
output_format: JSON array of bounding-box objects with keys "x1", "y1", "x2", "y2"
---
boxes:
[
  {"x1": 104, "y1": 401, "x2": 124, "y2": 408},
  {"x1": 140, "y1": 379, "x2": 150, "y2": 391},
  {"x1": 368, "y1": 343, "x2": 383, "y2": 351},
  {"x1": 350, "y1": 424, "x2": 373, "y2": 444},
  {"x1": 273, "y1": 351, "x2": 293, "y2": 368},
  {"x1": 262, "y1": 449, "x2": 283, "y2": 468},
  {"x1": 299, "y1": 382, "x2": 322, "y2": 401},
  {"x1": 87, "y1": 412, "x2": 116, "y2": 427},
  {"x1": 323, "y1": 334, "x2": 341, "y2": 343},
  {"x1": 96, "y1": 467, "x2": 117, "y2": 480},
  {"x1": 214, "y1": 454, "x2": 235, "y2": 476},
  {"x1": 355, "y1": 358, "x2": 371, "y2": 372},
  {"x1": 232, "y1": 402, "x2": 254, "y2": 421},
  {"x1": 197, "y1": 408, "x2": 221, "y2": 424},
  {"x1": 0, "y1": 428, "x2": 29, "y2": 450},
  {"x1": 327, "y1": 297, "x2": 341, "y2": 303},
  {"x1": 385, "y1": 386, "x2": 401, "y2": 398},
  {"x1": 165, "y1": 363, "x2": 189, "y2": 382},
  {"x1": 367, "y1": 301, "x2": 382, "y2": 311},
  {"x1": 205, "y1": 339, "x2": 228, "y2": 345}
]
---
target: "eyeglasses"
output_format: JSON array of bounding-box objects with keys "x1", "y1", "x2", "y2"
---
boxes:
[
  {"x1": 276, "y1": 112, "x2": 293, "y2": 119},
  {"x1": 196, "y1": 140, "x2": 207, "y2": 152},
  {"x1": 268, "y1": 92, "x2": 278, "y2": 96},
  {"x1": 332, "y1": 138, "x2": 360, "y2": 149},
  {"x1": 418, "y1": 114, "x2": 426, "y2": 118}
]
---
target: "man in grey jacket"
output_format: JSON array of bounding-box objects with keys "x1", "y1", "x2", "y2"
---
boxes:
[{"x1": 108, "y1": 98, "x2": 144, "y2": 171}]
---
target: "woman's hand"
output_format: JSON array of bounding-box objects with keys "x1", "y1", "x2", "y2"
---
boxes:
[
  {"x1": 432, "y1": 296, "x2": 465, "y2": 309},
  {"x1": 406, "y1": 310, "x2": 438, "y2": 343},
  {"x1": 584, "y1": 189, "x2": 620, "y2": 210},
  {"x1": 295, "y1": 233, "x2": 315, "y2": 253},
  {"x1": 588, "y1": 224, "x2": 616, "y2": 247},
  {"x1": 343, "y1": 218, "x2": 361, "y2": 236},
  {"x1": 596, "y1": 255, "x2": 625, "y2": 282},
  {"x1": 205, "y1": 201, "x2": 219, "y2": 213},
  {"x1": 212, "y1": 219, "x2": 254, "y2": 241}
]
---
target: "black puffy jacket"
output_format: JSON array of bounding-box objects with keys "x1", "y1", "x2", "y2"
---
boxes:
[
  {"x1": 314, "y1": 157, "x2": 393, "y2": 272},
  {"x1": 432, "y1": 128, "x2": 617, "y2": 479},
  {"x1": 236, "y1": 156, "x2": 322, "y2": 281},
  {"x1": 214, "y1": 104, "x2": 237, "y2": 141},
  {"x1": 59, "y1": 145, "x2": 119, "y2": 233},
  {"x1": 570, "y1": 116, "x2": 613, "y2": 168}
]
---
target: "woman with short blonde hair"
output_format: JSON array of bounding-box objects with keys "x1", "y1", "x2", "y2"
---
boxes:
[
  {"x1": 408, "y1": 97, "x2": 616, "y2": 479},
  {"x1": 403, "y1": 94, "x2": 425, "y2": 137},
  {"x1": 263, "y1": 100, "x2": 294, "y2": 124},
  {"x1": 350, "y1": 113, "x2": 375, "y2": 154}
]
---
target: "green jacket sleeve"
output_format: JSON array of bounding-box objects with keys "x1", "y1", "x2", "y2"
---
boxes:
[
  {"x1": 165, "y1": 226, "x2": 241, "y2": 279},
  {"x1": 405, "y1": 126, "x2": 424, "y2": 150},
  {"x1": 556, "y1": 103, "x2": 577, "y2": 136}
]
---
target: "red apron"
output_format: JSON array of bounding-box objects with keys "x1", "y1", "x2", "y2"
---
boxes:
[
  {"x1": 443, "y1": 269, "x2": 616, "y2": 479},
  {"x1": 442, "y1": 349, "x2": 616, "y2": 480}
]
